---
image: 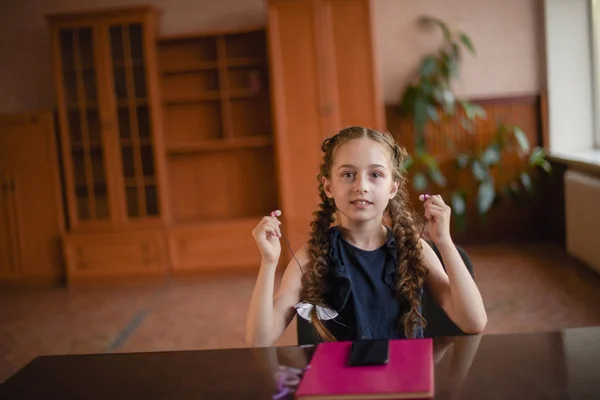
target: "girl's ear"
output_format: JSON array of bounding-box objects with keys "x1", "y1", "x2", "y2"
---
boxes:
[
  {"x1": 389, "y1": 180, "x2": 399, "y2": 199},
  {"x1": 322, "y1": 176, "x2": 334, "y2": 198}
]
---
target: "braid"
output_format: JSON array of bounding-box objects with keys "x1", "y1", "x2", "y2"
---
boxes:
[
  {"x1": 387, "y1": 194, "x2": 428, "y2": 337},
  {"x1": 302, "y1": 186, "x2": 337, "y2": 341},
  {"x1": 301, "y1": 137, "x2": 339, "y2": 342},
  {"x1": 387, "y1": 143, "x2": 428, "y2": 338}
]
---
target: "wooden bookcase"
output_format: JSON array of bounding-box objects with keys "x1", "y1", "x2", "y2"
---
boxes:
[
  {"x1": 48, "y1": 6, "x2": 170, "y2": 284},
  {"x1": 157, "y1": 28, "x2": 279, "y2": 273}
]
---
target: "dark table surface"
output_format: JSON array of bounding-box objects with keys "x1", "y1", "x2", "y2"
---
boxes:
[{"x1": 1, "y1": 326, "x2": 600, "y2": 399}]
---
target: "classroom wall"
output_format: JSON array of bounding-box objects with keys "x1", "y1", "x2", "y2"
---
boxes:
[{"x1": 0, "y1": 0, "x2": 544, "y2": 113}]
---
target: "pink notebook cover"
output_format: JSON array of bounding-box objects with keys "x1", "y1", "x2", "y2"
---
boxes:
[{"x1": 296, "y1": 339, "x2": 433, "y2": 400}]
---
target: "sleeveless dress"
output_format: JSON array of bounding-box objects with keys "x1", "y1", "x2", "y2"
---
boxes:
[{"x1": 317, "y1": 225, "x2": 424, "y2": 341}]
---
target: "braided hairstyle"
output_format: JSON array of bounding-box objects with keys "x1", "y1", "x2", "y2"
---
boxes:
[{"x1": 301, "y1": 126, "x2": 428, "y2": 340}]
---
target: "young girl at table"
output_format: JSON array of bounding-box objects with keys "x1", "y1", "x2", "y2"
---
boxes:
[{"x1": 245, "y1": 126, "x2": 487, "y2": 346}]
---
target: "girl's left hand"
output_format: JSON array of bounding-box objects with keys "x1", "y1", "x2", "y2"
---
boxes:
[{"x1": 420, "y1": 194, "x2": 453, "y2": 247}]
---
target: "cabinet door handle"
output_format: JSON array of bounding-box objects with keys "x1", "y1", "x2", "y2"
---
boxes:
[{"x1": 5, "y1": 172, "x2": 21, "y2": 272}]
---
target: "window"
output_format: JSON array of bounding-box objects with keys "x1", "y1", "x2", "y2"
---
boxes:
[
  {"x1": 590, "y1": 0, "x2": 600, "y2": 148},
  {"x1": 544, "y1": 0, "x2": 596, "y2": 155}
]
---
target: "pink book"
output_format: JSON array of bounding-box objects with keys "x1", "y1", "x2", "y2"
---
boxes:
[{"x1": 295, "y1": 339, "x2": 434, "y2": 400}]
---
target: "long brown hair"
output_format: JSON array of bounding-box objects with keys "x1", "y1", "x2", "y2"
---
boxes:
[{"x1": 301, "y1": 126, "x2": 428, "y2": 340}]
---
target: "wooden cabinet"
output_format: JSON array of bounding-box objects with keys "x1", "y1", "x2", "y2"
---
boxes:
[
  {"x1": 48, "y1": 6, "x2": 170, "y2": 283},
  {"x1": 157, "y1": 28, "x2": 277, "y2": 273},
  {"x1": 267, "y1": 0, "x2": 385, "y2": 250},
  {"x1": 63, "y1": 230, "x2": 167, "y2": 285},
  {"x1": 0, "y1": 113, "x2": 65, "y2": 286}
]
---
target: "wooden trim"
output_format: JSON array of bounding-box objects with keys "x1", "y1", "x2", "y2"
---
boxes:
[
  {"x1": 166, "y1": 136, "x2": 273, "y2": 154},
  {"x1": 386, "y1": 93, "x2": 541, "y2": 114},
  {"x1": 50, "y1": 26, "x2": 84, "y2": 231},
  {"x1": 65, "y1": 271, "x2": 166, "y2": 286},
  {"x1": 96, "y1": 20, "x2": 123, "y2": 228},
  {"x1": 46, "y1": 5, "x2": 158, "y2": 25},
  {"x1": 216, "y1": 36, "x2": 234, "y2": 139},
  {"x1": 540, "y1": 88, "x2": 550, "y2": 150},
  {"x1": 5, "y1": 170, "x2": 22, "y2": 274},
  {"x1": 121, "y1": 25, "x2": 148, "y2": 217},
  {"x1": 469, "y1": 94, "x2": 539, "y2": 106},
  {"x1": 43, "y1": 112, "x2": 67, "y2": 237},
  {"x1": 0, "y1": 274, "x2": 65, "y2": 288},
  {"x1": 0, "y1": 112, "x2": 50, "y2": 123},
  {"x1": 157, "y1": 25, "x2": 267, "y2": 42},
  {"x1": 144, "y1": 10, "x2": 172, "y2": 225}
]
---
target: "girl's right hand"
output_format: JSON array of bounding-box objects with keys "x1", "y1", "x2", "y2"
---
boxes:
[{"x1": 252, "y1": 212, "x2": 282, "y2": 265}]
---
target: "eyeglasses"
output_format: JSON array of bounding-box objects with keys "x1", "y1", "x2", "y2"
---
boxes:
[{"x1": 272, "y1": 364, "x2": 310, "y2": 400}]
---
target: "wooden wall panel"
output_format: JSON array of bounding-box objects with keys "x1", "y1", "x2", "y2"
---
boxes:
[
  {"x1": 386, "y1": 95, "x2": 557, "y2": 244},
  {"x1": 168, "y1": 148, "x2": 278, "y2": 223},
  {"x1": 327, "y1": 0, "x2": 385, "y2": 132}
]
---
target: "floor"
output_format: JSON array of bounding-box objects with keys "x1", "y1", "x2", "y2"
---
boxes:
[{"x1": 2, "y1": 242, "x2": 600, "y2": 384}]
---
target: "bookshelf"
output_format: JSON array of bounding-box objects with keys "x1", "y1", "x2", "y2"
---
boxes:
[
  {"x1": 157, "y1": 27, "x2": 278, "y2": 273},
  {"x1": 48, "y1": 6, "x2": 170, "y2": 285}
]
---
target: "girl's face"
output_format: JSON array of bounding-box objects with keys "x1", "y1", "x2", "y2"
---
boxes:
[{"x1": 323, "y1": 138, "x2": 399, "y2": 225}]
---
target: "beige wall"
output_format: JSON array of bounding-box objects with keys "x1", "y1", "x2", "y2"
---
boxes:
[
  {"x1": 374, "y1": 0, "x2": 545, "y2": 102},
  {"x1": 0, "y1": 0, "x2": 544, "y2": 113}
]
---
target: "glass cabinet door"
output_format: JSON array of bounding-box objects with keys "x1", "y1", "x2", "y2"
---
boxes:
[
  {"x1": 58, "y1": 27, "x2": 111, "y2": 226},
  {"x1": 108, "y1": 23, "x2": 160, "y2": 221}
]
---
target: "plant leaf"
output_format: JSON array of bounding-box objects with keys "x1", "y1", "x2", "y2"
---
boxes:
[
  {"x1": 441, "y1": 90, "x2": 456, "y2": 114},
  {"x1": 413, "y1": 171, "x2": 429, "y2": 191},
  {"x1": 428, "y1": 168, "x2": 447, "y2": 188},
  {"x1": 418, "y1": 153, "x2": 446, "y2": 187},
  {"x1": 541, "y1": 160, "x2": 552, "y2": 173},
  {"x1": 420, "y1": 56, "x2": 438, "y2": 77},
  {"x1": 456, "y1": 154, "x2": 470, "y2": 169},
  {"x1": 510, "y1": 181, "x2": 520, "y2": 194},
  {"x1": 461, "y1": 100, "x2": 487, "y2": 120},
  {"x1": 426, "y1": 104, "x2": 439, "y2": 122},
  {"x1": 459, "y1": 117, "x2": 474, "y2": 133},
  {"x1": 398, "y1": 85, "x2": 419, "y2": 115},
  {"x1": 448, "y1": 58, "x2": 459, "y2": 79},
  {"x1": 481, "y1": 146, "x2": 501, "y2": 166},
  {"x1": 459, "y1": 32, "x2": 476, "y2": 54},
  {"x1": 477, "y1": 180, "x2": 496, "y2": 214},
  {"x1": 521, "y1": 172, "x2": 532, "y2": 192},
  {"x1": 420, "y1": 16, "x2": 451, "y2": 40},
  {"x1": 513, "y1": 126, "x2": 530, "y2": 155},
  {"x1": 445, "y1": 136, "x2": 457, "y2": 151},
  {"x1": 451, "y1": 42, "x2": 461, "y2": 59},
  {"x1": 528, "y1": 146, "x2": 545, "y2": 164},
  {"x1": 414, "y1": 95, "x2": 428, "y2": 137},
  {"x1": 471, "y1": 160, "x2": 488, "y2": 182},
  {"x1": 451, "y1": 191, "x2": 466, "y2": 215}
]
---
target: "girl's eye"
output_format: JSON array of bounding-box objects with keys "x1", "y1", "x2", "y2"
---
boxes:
[
  {"x1": 372, "y1": 172, "x2": 383, "y2": 178},
  {"x1": 342, "y1": 172, "x2": 355, "y2": 179}
]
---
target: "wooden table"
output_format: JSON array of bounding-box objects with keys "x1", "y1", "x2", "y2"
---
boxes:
[{"x1": 1, "y1": 326, "x2": 600, "y2": 399}]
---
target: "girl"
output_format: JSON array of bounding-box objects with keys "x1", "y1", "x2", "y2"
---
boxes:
[{"x1": 246, "y1": 126, "x2": 487, "y2": 347}]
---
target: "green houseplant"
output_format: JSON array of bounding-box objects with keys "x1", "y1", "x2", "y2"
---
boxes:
[{"x1": 398, "y1": 16, "x2": 551, "y2": 231}]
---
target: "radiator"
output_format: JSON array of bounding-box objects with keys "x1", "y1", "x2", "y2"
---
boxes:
[{"x1": 565, "y1": 169, "x2": 600, "y2": 275}]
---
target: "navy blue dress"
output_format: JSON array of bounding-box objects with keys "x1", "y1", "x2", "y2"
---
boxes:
[{"x1": 319, "y1": 226, "x2": 424, "y2": 341}]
